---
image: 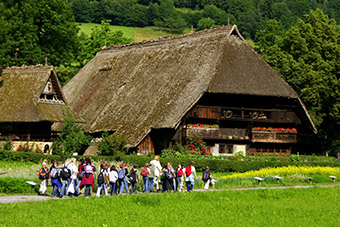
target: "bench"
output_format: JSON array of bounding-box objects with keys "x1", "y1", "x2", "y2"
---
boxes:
[
  {"x1": 254, "y1": 177, "x2": 264, "y2": 185},
  {"x1": 307, "y1": 177, "x2": 313, "y2": 184},
  {"x1": 273, "y1": 176, "x2": 283, "y2": 183},
  {"x1": 329, "y1": 176, "x2": 337, "y2": 182}
]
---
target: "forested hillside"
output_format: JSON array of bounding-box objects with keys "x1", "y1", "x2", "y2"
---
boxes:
[
  {"x1": 0, "y1": 0, "x2": 339, "y2": 156},
  {"x1": 70, "y1": 0, "x2": 340, "y2": 38}
]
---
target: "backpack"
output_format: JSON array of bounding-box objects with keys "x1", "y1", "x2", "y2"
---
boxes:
[
  {"x1": 118, "y1": 169, "x2": 125, "y2": 180},
  {"x1": 60, "y1": 164, "x2": 71, "y2": 179},
  {"x1": 150, "y1": 164, "x2": 156, "y2": 177},
  {"x1": 84, "y1": 164, "x2": 93, "y2": 174},
  {"x1": 77, "y1": 170, "x2": 84, "y2": 179},
  {"x1": 141, "y1": 167, "x2": 148, "y2": 177},
  {"x1": 50, "y1": 167, "x2": 59, "y2": 179},
  {"x1": 202, "y1": 171, "x2": 210, "y2": 181},
  {"x1": 161, "y1": 168, "x2": 169, "y2": 180},
  {"x1": 186, "y1": 166, "x2": 192, "y2": 176},
  {"x1": 97, "y1": 171, "x2": 105, "y2": 185},
  {"x1": 39, "y1": 167, "x2": 48, "y2": 179},
  {"x1": 177, "y1": 168, "x2": 183, "y2": 177},
  {"x1": 129, "y1": 169, "x2": 137, "y2": 184}
]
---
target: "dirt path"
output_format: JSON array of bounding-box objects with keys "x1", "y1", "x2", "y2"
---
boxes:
[{"x1": 1, "y1": 184, "x2": 340, "y2": 204}]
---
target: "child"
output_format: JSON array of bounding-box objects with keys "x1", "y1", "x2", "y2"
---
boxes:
[
  {"x1": 202, "y1": 166, "x2": 215, "y2": 190},
  {"x1": 38, "y1": 162, "x2": 49, "y2": 196}
]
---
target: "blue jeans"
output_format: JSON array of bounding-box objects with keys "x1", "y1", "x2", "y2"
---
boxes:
[
  {"x1": 84, "y1": 185, "x2": 92, "y2": 197},
  {"x1": 60, "y1": 178, "x2": 71, "y2": 196},
  {"x1": 175, "y1": 177, "x2": 180, "y2": 191},
  {"x1": 148, "y1": 177, "x2": 154, "y2": 192},
  {"x1": 143, "y1": 176, "x2": 149, "y2": 192},
  {"x1": 51, "y1": 185, "x2": 60, "y2": 197},
  {"x1": 96, "y1": 184, "x2": 108, "y2": 197},
  {"x1": 186, "y1": 181, "x2": 194, "y2": 191},
  {"x1": 110, "y1": 182, "x2": 117, "y2": 195},
  {"x1": 76, "y1": 179, "x2": 82, "y2": 194},
  {"x1": 119, "y1": 180, "x2": 129, "y2": 194},
  {"x1": 72, "y1": 179, "x2": 79, "y2": 195}
]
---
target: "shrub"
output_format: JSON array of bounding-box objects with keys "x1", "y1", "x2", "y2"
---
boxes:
[
  {"x1": 0, "y1": 177, "x2": 39, "y2": 194},
  {"x1": 97, "y1": 131, "x2": 128, "y2": 156},
  {"x1": 52, "y1": 110, "x2": 92, "y2": 156}
]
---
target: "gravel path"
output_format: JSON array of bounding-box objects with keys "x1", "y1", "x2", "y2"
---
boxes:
[{"x1": 1, "y1": 184, "x2": 339, "y2": 204}]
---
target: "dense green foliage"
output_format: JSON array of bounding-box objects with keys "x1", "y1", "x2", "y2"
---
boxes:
[
  {"x1": 0, "y1": 1, "x2": 132, "y2": 85},
  {"x1": 70, "y1": 0, "x2": 340, "y2": 39},
  {"x1": 1, "y1": 149, "x2": 339, "y2": 173},
  {"x1": 0, "y1": 0, "x2": 79, "y2": 67},
  {"x1": 255, "y1": 9, "x2": 340, "y2": 156},
  {"x1": 97, "y1": 131, "x2": 129, "y2": 156},
  {"x1": 51, "y1": 111, "x2": 92, "y2": 156},
  {"x1": 0, "y1": 188, "x2": 339, "y2": 226},
  {"x1": 0, "y1": 177, "x2": 39, "y2": 194}
]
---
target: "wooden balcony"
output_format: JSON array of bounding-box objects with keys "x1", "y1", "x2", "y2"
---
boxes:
[
  {"x1": 184, "y1": 127, "x2": 249, "y2": 140},
  {"x1": 251, "y1": 131, "x2": 297, "y2": 143}
]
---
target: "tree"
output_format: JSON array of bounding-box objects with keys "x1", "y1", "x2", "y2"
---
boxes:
[
  {"x1": 0, "y1": 0, "x2": 79, "y2": 68},
  {"x1": 97, "y1": 131, "x2": 128, "y2": 156},
  {"x1": 154, "y1": 0, "x2": 187, "y2": 34},
  {"x1": 197, "y1": 17, "x2": 216, "y2": 30},
  {"x1": 52, "y1": 110, "x2": 92, "y2": 156},
  {"x1": 255, "y1": 9, "x2": 340, "y2": 156}
]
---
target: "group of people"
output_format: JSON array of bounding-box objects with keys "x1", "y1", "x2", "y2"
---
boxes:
[{"x1": 38, "y1": 156, "x2": 215, "y2": 198}]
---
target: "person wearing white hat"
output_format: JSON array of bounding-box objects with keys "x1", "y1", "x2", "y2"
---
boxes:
[{"x1": 38, "y1": 162, "x2": 49, "y2": 195}]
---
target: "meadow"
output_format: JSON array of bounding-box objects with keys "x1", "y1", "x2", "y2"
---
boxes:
[
  {"x1": 0, "y1": 187, "x2": 339, "y2": 226},
  {"x1": 77, "y1": 22, "x2": 192, "y2": 43},
  {"x1": 1, "y1": 161, "x2": 340, "y2": 195}
]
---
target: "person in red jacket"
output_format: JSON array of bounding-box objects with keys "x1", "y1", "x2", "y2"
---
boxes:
[{"x1": 38, "y1": 162, "x2": 49, "y2": 196}]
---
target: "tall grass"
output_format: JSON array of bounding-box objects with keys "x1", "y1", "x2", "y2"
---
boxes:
[{"x1": 0, "y1": 187, "x2": 339, "y2": 226}]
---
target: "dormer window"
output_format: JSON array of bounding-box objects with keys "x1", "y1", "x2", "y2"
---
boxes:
[{"x1": 38, "y1": 73, "x2": 65, "y2": 105}]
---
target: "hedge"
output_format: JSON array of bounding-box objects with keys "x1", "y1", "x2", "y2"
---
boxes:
[
  {"x1": 2, "y1": 150, "x2": 340, "y2": 173},
  {"x1": 0, "y1": 177, "x2": 39, "y2": 194}
]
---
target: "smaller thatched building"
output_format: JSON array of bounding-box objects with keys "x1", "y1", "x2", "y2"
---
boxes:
[
  {"x1": 0, "y1": 65, "x2": 68, "y2": 151},
  {"x1": 64, "y1": 25, "x2": 316, "y2": 156}
]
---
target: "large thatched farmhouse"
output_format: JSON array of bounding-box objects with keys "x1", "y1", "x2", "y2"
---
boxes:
[
  {"x1": 63, "y1": 25, "x2": 316, "y2": 156},
  {"x1": 0, "y1": 65, "x2": 68, "y2": 152}
]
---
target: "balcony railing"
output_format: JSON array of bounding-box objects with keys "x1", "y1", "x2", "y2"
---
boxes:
[
  {"x1": 251, "y1": 131, "x2": 297, "y2": 143},
  {"x1": 184, "y1": 128, "x2": 249, "y2": 140}
]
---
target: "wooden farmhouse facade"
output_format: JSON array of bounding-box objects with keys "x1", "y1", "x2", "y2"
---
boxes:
[
  {"x1": 0, "y1": 65, "x2": 68, "y2": 152},
  {"x1": 63, "y1": 25, "x2": 316, "y2": 156}
]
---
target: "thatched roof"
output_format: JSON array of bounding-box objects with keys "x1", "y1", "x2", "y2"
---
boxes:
[
  {"x1": 63, "y1": 25, "x2": 316, "y2": 147},
  {"x1": 0, "y1": 65, "x2": 68, "y2": 122}
]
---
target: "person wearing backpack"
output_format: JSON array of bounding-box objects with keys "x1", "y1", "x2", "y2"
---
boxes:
[
  {"x1": 141, "y1": 163, "x2": 151, "y2": 193},
  {"x1": 59, "y1": 158, "x2": 72, "y2": 198},
  {"x1": 202, "y1": 166, "x2": 213, "y2": 190},
  {"x1": 161, "y1": 164, "x2": 170, "y2": 192},
  {"x1": 51, "y1": 162, "x2": 62, "y2": 197},
  {"x1": 80, "y1": 158, "x2": 96, "y2": 197},
  {"x1": 150, "y1": 156, "x2": 162, "y2": 192},
  {"x1": 38, "y1": 161, "x2": 49, "y2": 196},
  {"x1": 96, "y1": 164, "x2": 108, "y2": 197},
  {"x1": 185, "y1": 161, "x2": 197, "y2": 192},
  {"x1": 129, "y1": 164, "x2": 140, "y2": 193},
  {"x1": 118, "y1": 164, "x2": 129, "y2": 194}
]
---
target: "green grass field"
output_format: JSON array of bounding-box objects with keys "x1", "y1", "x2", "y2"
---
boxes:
[
  {"x1": 0, "y1": 187, "x2": 339, "y2": 226},
  {"x1": 77, "y1": 22, "x2": 192, "y2": 43}
]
